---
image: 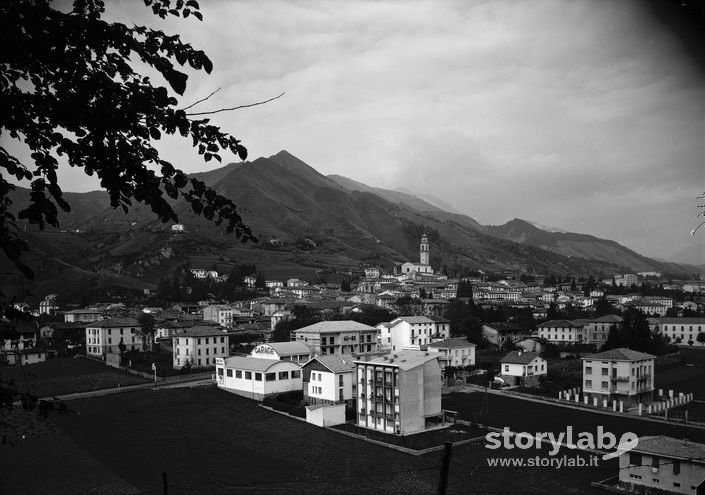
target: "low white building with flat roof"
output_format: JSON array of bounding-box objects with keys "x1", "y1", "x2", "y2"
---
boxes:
[
  {"x1": 215, "y1": 356, "x2": 302, "y2": 400},
  {"x1": 250, "y1": 341, "x2": 312, "y2": 364}
]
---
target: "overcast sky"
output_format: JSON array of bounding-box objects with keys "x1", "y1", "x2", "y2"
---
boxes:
[{"x1": 7, "y1": 0, "x2": 705, "y2": 261}]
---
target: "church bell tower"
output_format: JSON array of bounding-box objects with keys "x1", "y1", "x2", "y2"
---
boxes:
[{"x1": 420, "y1": 234, "x2": 429, "y2": 266}]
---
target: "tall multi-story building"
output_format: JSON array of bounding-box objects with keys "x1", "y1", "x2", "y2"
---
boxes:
[
  {"x1": 582, "y1": 347, "x2": 655, "y2": 406},
  {"x1": 354, "y1": 351, "x2": 442, "y2": 435},
  {"x1": 294, "y1": 320, "x2": 378, "y2": 356}
]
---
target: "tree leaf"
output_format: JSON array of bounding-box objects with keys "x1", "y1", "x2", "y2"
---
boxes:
[{"x1": 165, "y1": 69, "x2": 188, "y2": 95}]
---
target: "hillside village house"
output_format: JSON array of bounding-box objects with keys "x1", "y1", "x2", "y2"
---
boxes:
[
  {"x1": 64, "y1": 308, "x2": 105, "y2": 323},
  {"x1": 215, "y1": 356, "x2": 302, "y2": 400},
  {"x1": 270, "y1": 310, "x2": 292, "y2": 331},
  {"x1": 648, "y1": 317, "x2": 705, "y2": 344},
  {"x1": 202, "y1": 304, "x2": 236, "y2": 327},
  {"x1": 249, "y1": 341, "x2": 312, "y2": 364},
  {"x1": 499, "y1": 351, "x2": 547, "y2": 386},
  {"x1": 426, "y1": 338, "x2": 476, "y2": 371},
  {"x1": 355, "y1": 350, "x2": 442, "y2": 435},
  {"x1": 172, "y1": 326, "x2": 231, "y2": 369},
  {"x1": 482, "y1": 322, "x2": 527, "y2": 349},
  {"x1": 537, "y1": 319, "x2": 585, "y2": 344},
  {"x1": 618, "y1": 435, "x2": 705, "y2": 495},
  {"x1": 39, "y1": 294, "x2": 59, "y2": 315},
  {"x1": 302, "y1": 354, "x2": 356, "y2": 407},
  {"x1": 377, "y1": 316, "x2": 450, "y2": 352},
  {"x1": 582, "y1": 347, "x2": 655, "y2": 407},
  {"x1": 85, "y1": 317, "x2": 143, "y2": 359},
  {"x1": 294, "y1": 320, "x2": 378, "y2": 356}
]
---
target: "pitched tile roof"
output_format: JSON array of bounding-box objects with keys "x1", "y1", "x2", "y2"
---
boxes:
[
  {"x1": 86, "y1": 317, "x2": 140, "y2": 328},
  {"x1": 427, "y1": 338, "x2": 476, "y2": 349},
  {"x1": 583, "y1": 347, "x2": 655, "y2": 361},
  {"x1": 260, "y1": 341, "x2": 312, "y2": 356},
  {"x1": 309, "y1": 354, "x2": 356, "y2": 373},
  {"x1": 500, "y1": 351, "x2": 542, "y2": 365},
  {"x1": 294, "y1": 320, "x2": 377, "y2": 334},
  {"x1": 173, "y1": 326, "x2": 230, "y2": 337},
  {"x1": 633, "y1": 436, "x2": 705, "y2": 463}
]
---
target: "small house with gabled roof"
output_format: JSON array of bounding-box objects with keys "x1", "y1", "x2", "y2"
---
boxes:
[{"x1": 499, "y1": 351, "x2": 547, "y2": 386}]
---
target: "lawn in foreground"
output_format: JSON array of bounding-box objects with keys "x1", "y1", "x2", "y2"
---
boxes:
[
  {"x1": 0, "y1": 356, "x2": 149, "y2": 398},
  {"x1": 39, "y1": 387, "x2": 614, "y2": 495},
  {"x1": 443, "y1": 390, "x2": 704, "y2": 444}
]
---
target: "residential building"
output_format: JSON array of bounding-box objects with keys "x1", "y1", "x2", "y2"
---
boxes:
[
  {"x1": 499, "y1": 351, "x2": 547, "y2": 386},
  {"x1": 583, "y1": 315, "x2": 623, "y2": 348},
  {"x1": 582, "y1": 347, "x2": 655, "y2": 406},
  {"x1": 294, "y1": 320, "x2": 378, "y2": 356},
  {"x1": 482, "y1": 322, "x2": 527, "y2": 349},
  {"x1": 649, "y1": 317, "x2": 705, "y2": 344},
  {"x1": 355, "y1": 351, "x2": 442, "y2": 435},
  {"x1": 377, "y1": 316, "x2": 450, "y2": 352},
  {"x1": 364, "y1": 267, "x2": 381, "y2": 278},
  {"x1": 270, "y1": 310, "x2": 292, "y2": 331},
  {"x1": 202, "y1": 304, "x2": 235, "y2": 327},
  {"x1": 426, "y1": 338, "x2": 476, "y2": 371},
  {"x1": 250, "y1": 342, "x2": 312, "y2": 364},
  {"x1": 172, "y1": 326, "x2": 231, "y2": 369},
  {"x1": 618, "y1": 435, "x2": 705, "y2": 495},
  {"x1": 515, "y1": 337, "x2": 550, "y2": 354},
  {"x1": 85, "y1": 317, "x2": 143, "y2": 359},
  {"x1": 537, "y1": 320, "x2": 585, "y2": 344},
  {"x1": 215, "y1": 356, "x2": 302, "y2": 400},
  {"x1": 64, "y1": 308, "x2": 105, "y2": 323},
  {"x1": 302, "y1": 354, "x2": 356, "y2": 406}
]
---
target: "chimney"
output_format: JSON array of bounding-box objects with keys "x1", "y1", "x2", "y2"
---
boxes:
[{"x1": 518, "y1": 351, "x2": 522, "y2": 356}]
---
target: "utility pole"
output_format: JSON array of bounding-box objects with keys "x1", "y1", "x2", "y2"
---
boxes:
[{"x1": 437, "y1": 441, "x2": 453, "y2": 495}]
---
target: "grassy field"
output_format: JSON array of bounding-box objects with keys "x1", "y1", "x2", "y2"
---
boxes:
[
  {"x1": 0, "y1": 357, "x2": 149, "y2": 398},
  {"x1": 442, "y1": 390, "x2": 705, "y2": 445},
  {"x1": 0, "y1": 387, "x2": 619, "y2": 495}
]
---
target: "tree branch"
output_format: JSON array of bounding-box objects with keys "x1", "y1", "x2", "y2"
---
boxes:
[
  {"x1": 185, "y1": 92, "x2": 285, "y2": 116},
  {"x1": 181, "y1": 87, "x2": 222, "y2": 111}
]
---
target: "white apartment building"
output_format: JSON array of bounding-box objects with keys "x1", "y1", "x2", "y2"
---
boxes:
[
  {"x1": 582, "y1": 347, "x2": 655, "y2": 406},
  {"x1": 377, "y1": 316, "x2": 450, "y2": 351},
  {"x1": 537, "y1": 319, "x2": 585, "y2": 344},
  {"x1": 302, "y1": 354, "x2": 356, "y2": 406},
  {"x1": 172, "y1": 326, "x2": 231, "y2": 369},
  {"x1": 85, "y1": 317, "x2": 144, "y2": 358},
  {"x1": 355, "y1": 351, "x2": 442, "y2": 435},
  {"x1": 649, "y1": 317, "x2": 705, "y2": 344}
]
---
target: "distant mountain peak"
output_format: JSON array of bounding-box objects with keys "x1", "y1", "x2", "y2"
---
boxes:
[{"x1": 524, "y1": 219, "x2": 567, "y2": 234}]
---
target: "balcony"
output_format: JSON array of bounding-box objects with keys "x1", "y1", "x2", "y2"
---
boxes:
[{"x1": 611, "y1": 376, "x2": 630, "y2": 382}]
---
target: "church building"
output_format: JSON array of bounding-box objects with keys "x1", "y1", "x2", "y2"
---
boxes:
[{"x1": 399, "y1": 234, "x2": 434, "y2": 275}]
